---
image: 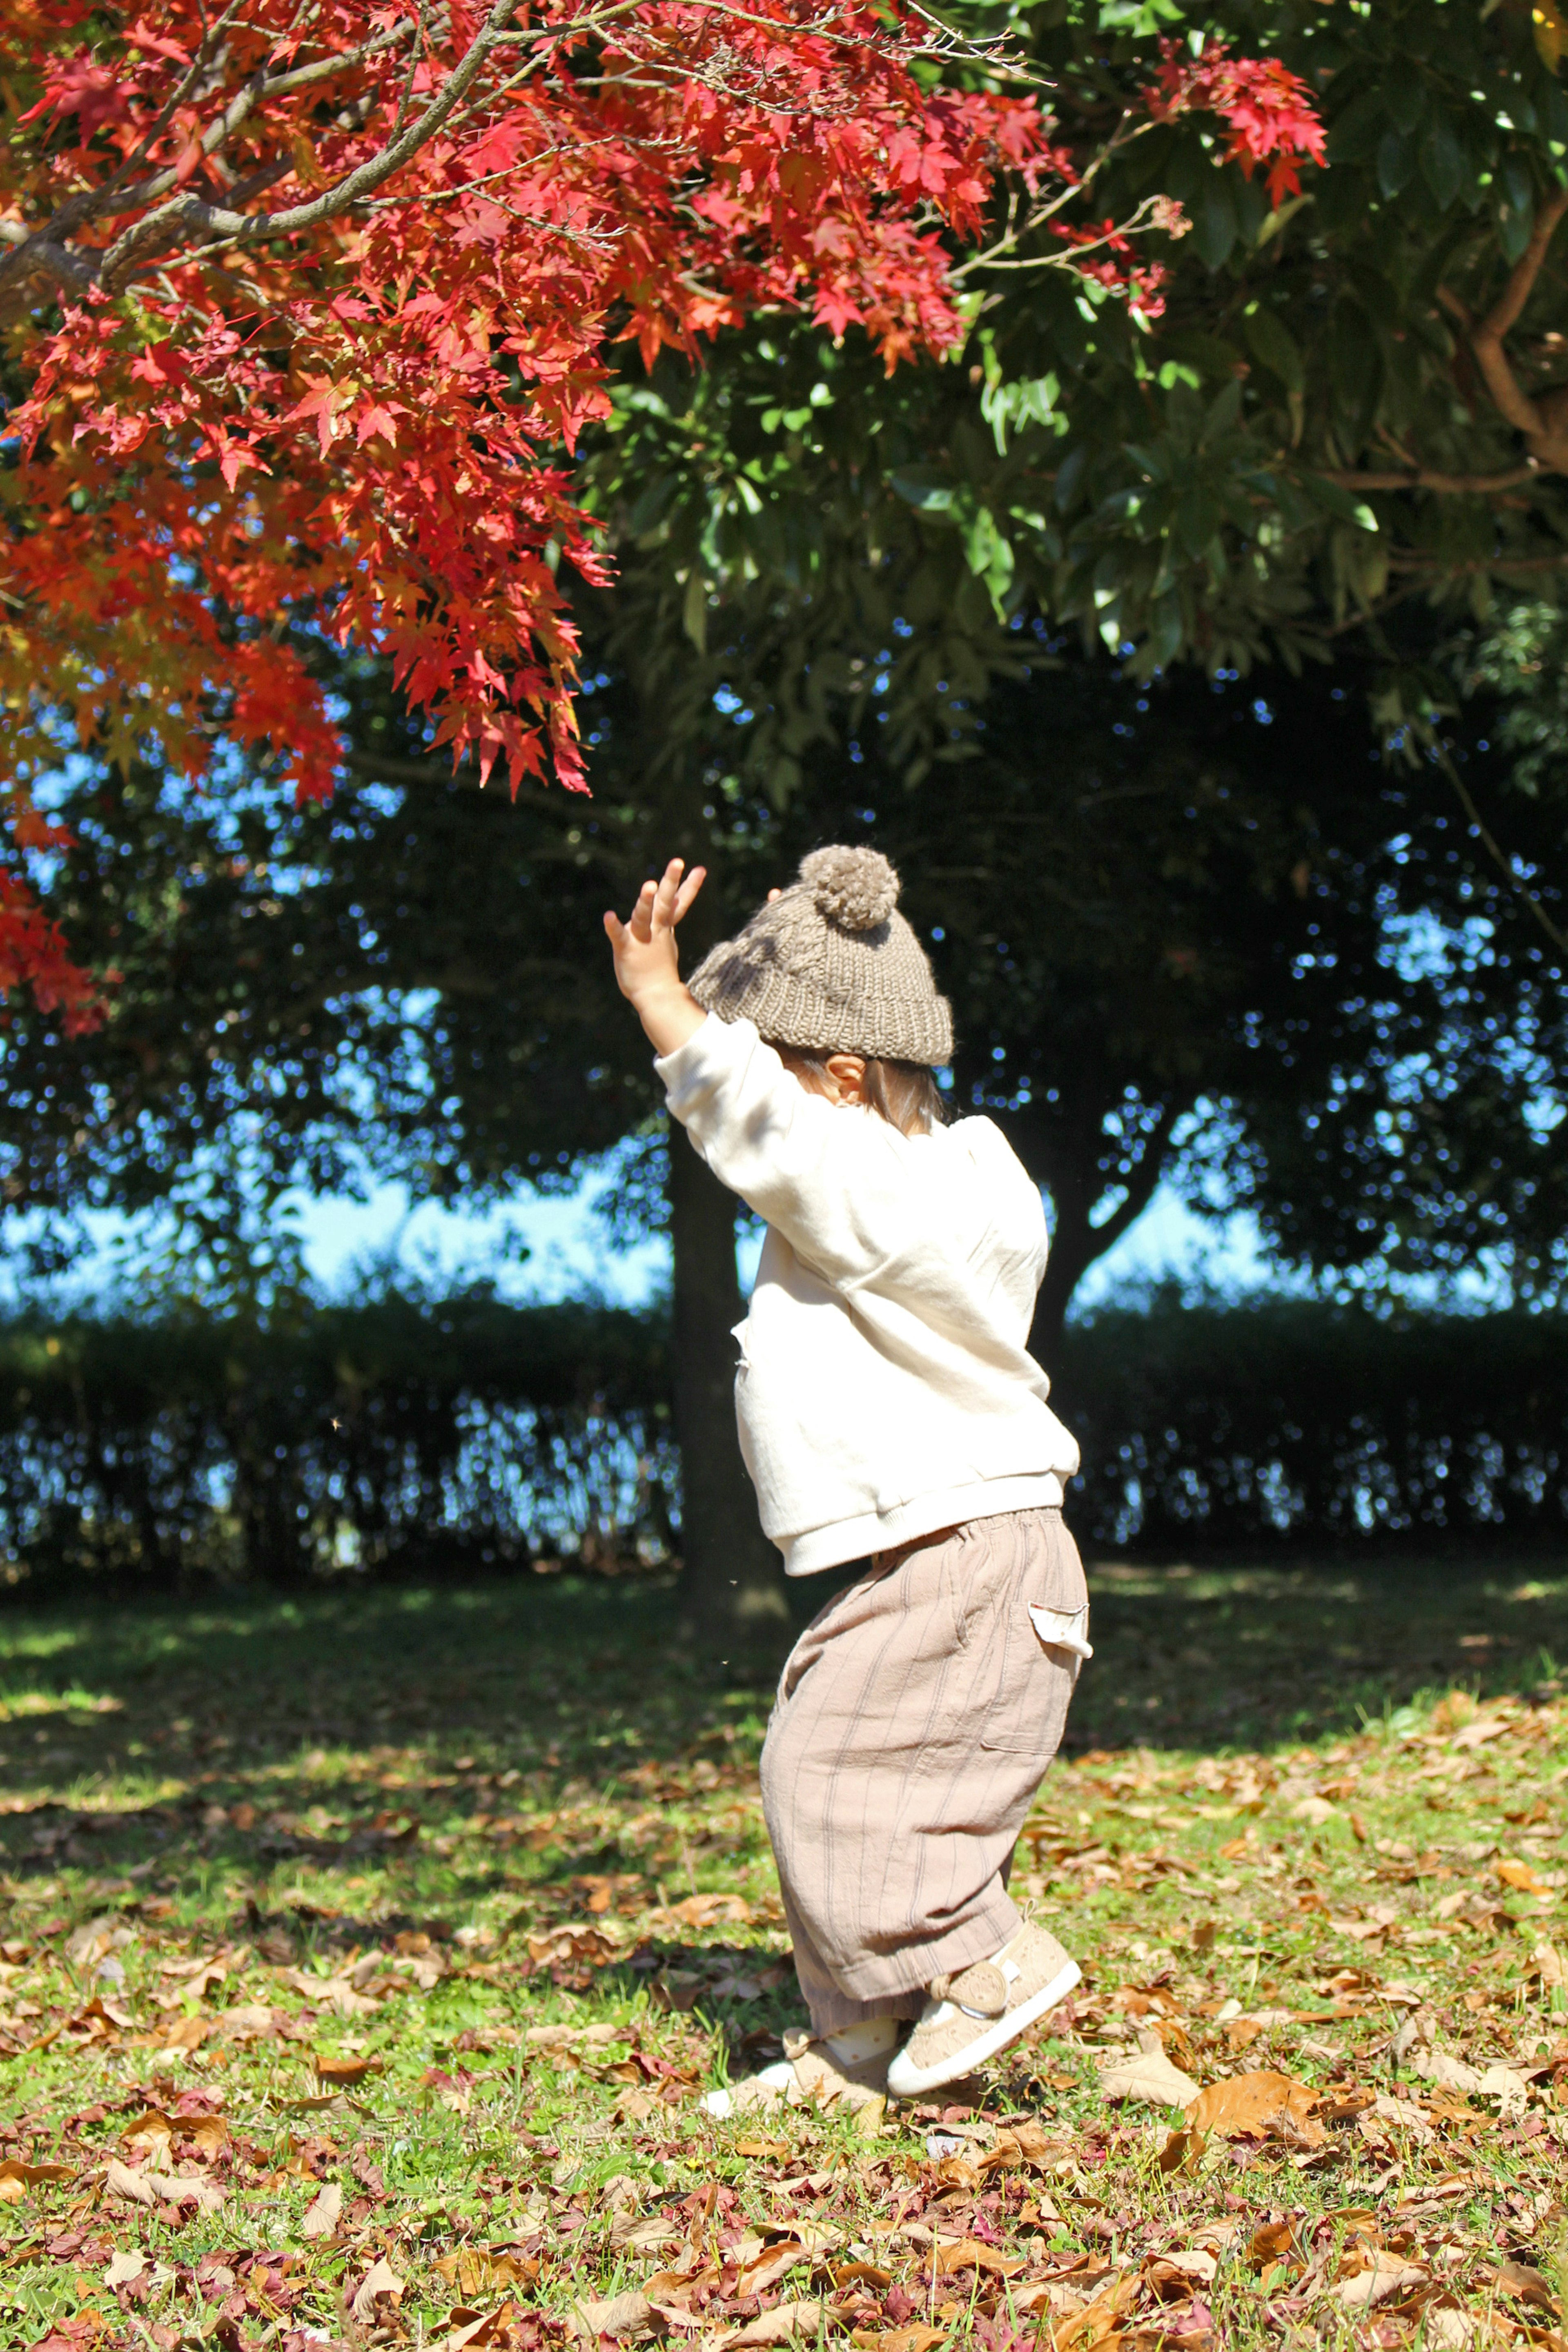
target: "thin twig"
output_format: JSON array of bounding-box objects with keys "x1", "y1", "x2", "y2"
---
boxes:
[{"x1": 1430, "y1": 737, "x2": 1568, "y2": 957}]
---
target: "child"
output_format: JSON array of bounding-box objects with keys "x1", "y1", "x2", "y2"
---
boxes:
[{"x1": 604, "y1": 844, "x2": 1089, "y2": 2105}]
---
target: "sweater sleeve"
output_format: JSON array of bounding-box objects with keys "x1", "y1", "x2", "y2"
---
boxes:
[{"x1": 655, "y1": 1014, "x2": 917, "y2": 1287}]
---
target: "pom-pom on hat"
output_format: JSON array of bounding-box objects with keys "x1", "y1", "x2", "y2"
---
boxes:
[{"x1": 687, "y1": 845, "x2": 953, "y2": 1067}]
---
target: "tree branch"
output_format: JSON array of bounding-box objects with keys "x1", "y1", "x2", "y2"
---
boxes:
[
  {"x1": 98, "y1": 0, "x2": 521, "y2": 292},
  {"x1": 1313, "y1": 464, "x2": 1540, "y2": 493},
  {"x1": 1437, "y1": 190, "x2": 1568, "y2": 470}
]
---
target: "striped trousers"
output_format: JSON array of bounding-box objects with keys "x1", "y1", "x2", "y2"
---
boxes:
[{"x1": 758, "y1": 1506, "x2": 1087, "y2": 2035}]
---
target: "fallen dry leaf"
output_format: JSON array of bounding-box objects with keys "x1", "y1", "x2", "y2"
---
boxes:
[
  {"x1": 104, "y1": 2249, "x2": 147, "y2": 2288},
  {"x1": 1496, "y1": 1858, "x2": 1552, "y2": 1895},
  {"x1": 120, "y1": 2109, "x2": 174, "y2": 2152},
  {"x1": 1335, "y1": 2255, "x2": 1428, "y2": 2309},
  {"x1": 1098, "y1": 2047, "x2": 1200, "y2": 2109},
  {"x1": 933, "y1": 2237, "x2": 1025, "y2": 2278},
  {"x1": 0, "y1": 2157, "x2": 73, "y2": 2201},
  {"x1": 300, "y1": 2180, "x2": 342, "y2": 2239},
  {"x1": 1490, "y1": 2261, "x2": 1561, "y2": 2314},
  {"x1": 849, "y1": 2331, "x2": 945, "y2": 2352},
  {"x1": 1184, "y1": 2069, "x2": 1322, "y2": 2142},
  {"x1": 104, "y1": 2157, "x2": 161, "y2": 2209},
  {"x1": 728, "y1": 2299, "x2": 823, "y2": 2346},
  {"x1": 315, "y1": 2053, "x2": 378, "y2": 2085},
  {"x1": 1051, "y1": 2272, "x2": 1139, "y2": 2349},
  {"x1": 572, "y1": 2287, "x2": 654, "y2": 2339},
  {"x1": 352, "y1": 2255, "x2": 405, "y2": 2324},
  {"x1": 219, "y1": 2003, "x2": 277, "y2": 2042}
]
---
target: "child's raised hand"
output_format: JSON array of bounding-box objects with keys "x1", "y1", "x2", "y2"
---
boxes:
[{"x1": 604, "y1": 858, "x2": 708, "y2": 1055}]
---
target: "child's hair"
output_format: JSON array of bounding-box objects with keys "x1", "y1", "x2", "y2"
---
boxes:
[{"x1": 771, "y1": 1044, "x2": 946, "y2": 1138}]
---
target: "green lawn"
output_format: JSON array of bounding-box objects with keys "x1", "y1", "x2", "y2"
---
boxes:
[{"x1": 0, "y1": 1557, "x2": 1564, "y2": 2352}]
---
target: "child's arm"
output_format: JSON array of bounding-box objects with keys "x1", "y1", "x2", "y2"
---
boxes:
[{"x1": 604, "y1": 858, "x2": 708, "y2": 1056}]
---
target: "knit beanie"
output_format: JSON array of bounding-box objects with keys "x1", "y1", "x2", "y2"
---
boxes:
[{"x1": 687, "y1": 846, "x2": 953, "y2": 1067}]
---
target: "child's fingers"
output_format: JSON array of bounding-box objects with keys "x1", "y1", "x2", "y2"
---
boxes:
[
  {"x1": 649, "y1": 858, "x2": 687, "y2": 930},
  {"x1": 603, "y1": 910, "x2": 626, "y2": 947},
  {"x1": 628, "y1": 877, "x2": 660, "y2": 942},
  {"x1": 671, "y1": 864, "x2": 706, "y2": 922}
]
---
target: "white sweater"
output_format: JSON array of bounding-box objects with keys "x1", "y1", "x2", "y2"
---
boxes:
[{"x1": 656, "y1": 1014, "x2": 1079, "y2": 1575}]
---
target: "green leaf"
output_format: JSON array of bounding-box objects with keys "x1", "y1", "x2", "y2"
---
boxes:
[
  {"x1": 682, "y1": 570, "x2": 707, "y2": 653},
  {"x1": 1156, "y1": 329, "x2": 1245, "y2": 380},
  {"x1": 1326, "y1": 85, "x2": 1387, "y2": 165},
  {"x1": 1243, "y1": 310, "x2": 1305, "y2": 395},
  {"x1": 1300, "y1": 474, "x2": 1380, "y2": 532},
  {"x1": 890, "y1": 465, "x2": 956, "y2": 514},
  {"x1": 1419, "y1": 116, "x2": 1464, "y2": 212},
  {"x1": 1194, "y1": 171, "x2": 1239, "y2": 270},
  {"x1": 1376, "y1": 130, "x2": 1417, "y2": 199},
  {"x1": 1175, "y1": 487, "x2": 1223, "y2": 557}
]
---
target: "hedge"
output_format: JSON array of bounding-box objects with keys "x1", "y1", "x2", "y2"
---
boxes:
[{"x1": 0, "y1": 1292, "x2": 1559, "y2": 1594}]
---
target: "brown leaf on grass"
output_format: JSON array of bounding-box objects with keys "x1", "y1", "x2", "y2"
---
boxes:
[
  {"x1": 219, "y1": 2003, "x2": 278, "y2": 2043},
  {"x1": 665, "y1": 1893, "x2": 752, "y2": 1929},
  {"x1": 728, "y1": 2299, "x2": 823, "y2": 2346},
  {"x1": 300, "y1": 2181, "x2": 342, "y2": 2239},
  {"x1": 437, "y1": 2248, "x2": 540, "y2": 2298},
  {"x1": 351, "y1": 2256, "x2": 405, "y2": 2324},
  {"x1": 933, "y1": 2238, "x2": 1025, "y2": 2279},
  {"x1": 1155, "y1": 2125, "x2": 1205, "y2": 2176},
  {"x1": 1333, "y1": 2254, "x2": 1428, "y2": 2309},
  {"x1": 849, "y1": 2330, "x2": 946, "y2": 2352},
  {"x1": 1496, "y1": 1858, "x2": 1553, "y2": 1896},
  {"x1": 1144, "y1": 2250, "x2": 1216, "y2": 2299},
  {"x1": 439, "y1": 2311, "x2": 529, "y2": 2352},
  {"x1": 187, "y1": 2113, "x2": 229, "y2": 2158},
  {"x1": 1098, "y1": 2047, "x2": 1200, "y2": 2109},
  {"x1": 1489, "y1": 2260, "x2": 1561, "y2": 2314},
  {"x1": 315, "y1": 2054, "x2": 378, "y2": 2086},
  {"x1": 158, "y1": 2016, "x2": 207, "y2": 2052},
  {"x1": 1247, "y1": 2222, "x2": 1301, "y2": 2270},
  {"x1": 0, "y1": 2158, "x2": 73, "y2": 2201},
  {"x1": 103, "y1": 2249, "x2": 147, "y2": 2288},
  {"x1": 987, "y1": 2118, "x2": 1063, "y2": 2171},
  {"x1": 735, "y1": 2138, "x2": 792, "y2": 2160},
  {"x1": 104, "y1": 2157, "x2": 161, "y2": 2209},
  {"x1": 1051, "y1": 2272, "x2": 1138, "y2": 2349},
  {"x1": 571, "y1": 2289, "x2": 655, "y2": 2339},
  {"x1": 737, "y1": 2238, "x2": 832, "y2": 2299},
  {"x1": 1185, "y1": 2069, "x2": 1323, "y2": 2142},
  {"x1": 120, "y1": 2110, "x2": 174, "y2": 2153}
]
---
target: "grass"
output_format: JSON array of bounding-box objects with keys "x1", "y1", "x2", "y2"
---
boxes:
[{"x1": 0, "y1": 1556, "x2": 1563, "y2": 2352}]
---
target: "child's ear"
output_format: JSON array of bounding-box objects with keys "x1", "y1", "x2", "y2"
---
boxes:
[{"x1": 824, "y1": 1054, "x2": 868, "y2": 1104}]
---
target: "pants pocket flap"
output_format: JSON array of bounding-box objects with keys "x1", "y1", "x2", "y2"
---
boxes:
[{"x1": 1029, "y1": 1602, "x2": 1093, "y2": 1660}]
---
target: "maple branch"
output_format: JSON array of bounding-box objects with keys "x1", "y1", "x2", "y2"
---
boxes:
[{"x1": 98, "y1": 0, "x2": 522, "y2": 291}]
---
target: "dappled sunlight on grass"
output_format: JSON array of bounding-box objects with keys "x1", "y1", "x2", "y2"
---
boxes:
[{"x1": 0, "y1": 1561, "x2": 1562, "y2": 2349}]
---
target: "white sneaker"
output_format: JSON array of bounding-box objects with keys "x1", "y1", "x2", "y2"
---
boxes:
[
  {"x1": 705, "y1": 2016, "x2": 899, "y2": 2116},
  {"x1": 885, "y1": 1922, "x2": 1080, "y2": 2099}
]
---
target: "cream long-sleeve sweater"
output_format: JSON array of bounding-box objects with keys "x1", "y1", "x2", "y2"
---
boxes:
[{"x1": 655, "y1": 1014, "x2": 1079, "y2": 1575}]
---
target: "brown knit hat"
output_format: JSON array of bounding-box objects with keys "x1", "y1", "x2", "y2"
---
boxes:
[{"x1": 687, "y1": 846, "x2": 953, "y2": 1066}]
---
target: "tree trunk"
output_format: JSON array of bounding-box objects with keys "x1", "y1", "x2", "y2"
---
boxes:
[{"x1": 667, "y1": 1116, "x2": 790, "y2": 1648}]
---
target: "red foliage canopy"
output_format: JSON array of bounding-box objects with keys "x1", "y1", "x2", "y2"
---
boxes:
[{"x1": 0, "y1": 2, "x2": 1320, "y2": 1021}]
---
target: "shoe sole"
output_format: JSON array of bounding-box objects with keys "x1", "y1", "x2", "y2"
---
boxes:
[{"x1": 885, "y1": 1960, "x2": 1081, "y2": 2098}]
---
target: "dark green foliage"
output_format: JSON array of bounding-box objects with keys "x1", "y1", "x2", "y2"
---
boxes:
[
  {"x1": 0, "y1": 1293, "x2": 1559, "y2": 1597},
  {"x1": 1060, "y1": 1294, "x2": 1568, "y2": 1555},
  {"x1": 0, "y1": 1297, "x2": 674, "y2": 1597}
]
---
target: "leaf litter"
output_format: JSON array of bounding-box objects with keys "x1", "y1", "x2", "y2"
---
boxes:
[{"x1": 0, "y1": 1566, "x2": 1564, "y2": 2349}]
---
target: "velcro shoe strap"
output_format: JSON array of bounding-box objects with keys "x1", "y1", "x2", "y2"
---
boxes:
[{"x1": 929, "y1": 1960, "x2": 1008, "y2": 2018}]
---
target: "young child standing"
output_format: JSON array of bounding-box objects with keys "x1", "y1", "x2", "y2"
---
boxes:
[{"x1": 604, "y1": 844, "x2": 1089, "y2": 2105}]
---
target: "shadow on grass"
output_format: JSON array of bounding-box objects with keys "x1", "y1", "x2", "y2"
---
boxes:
[{"x1": 0, "y1": 1552, "x2": 1561, "y2": 1828}]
